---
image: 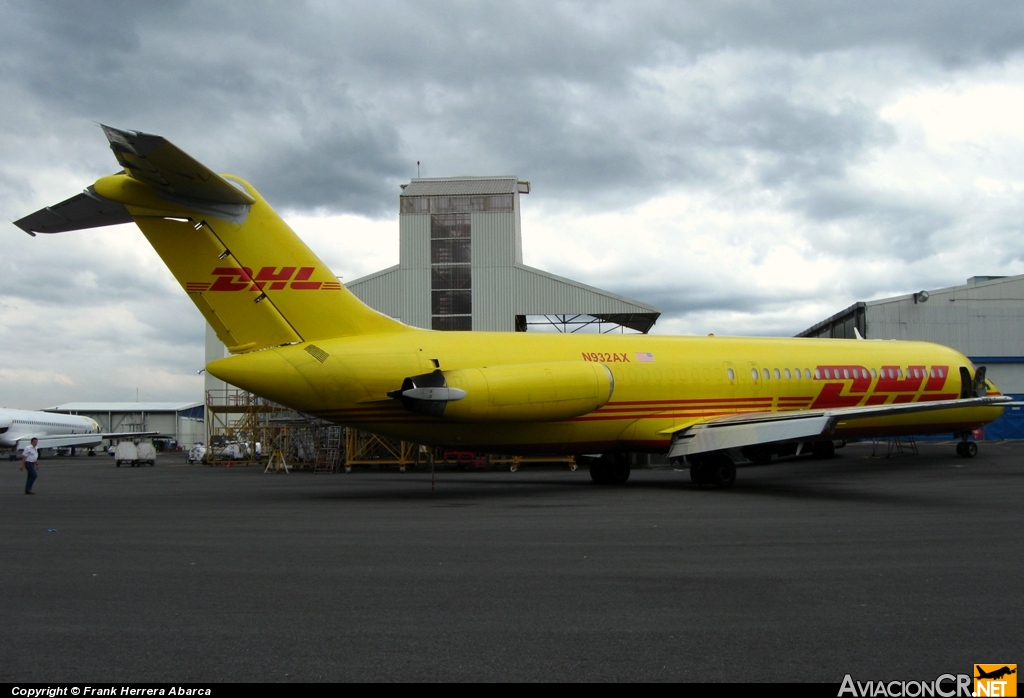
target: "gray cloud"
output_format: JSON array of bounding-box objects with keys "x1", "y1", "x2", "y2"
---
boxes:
[{"x1": 5, "y1": 1, "x2": 1024, "y2": 404}]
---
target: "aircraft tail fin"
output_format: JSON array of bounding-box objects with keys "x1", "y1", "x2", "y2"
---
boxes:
[{"x1": 14, "y1": 126, "x2": 411, "y2": 353}]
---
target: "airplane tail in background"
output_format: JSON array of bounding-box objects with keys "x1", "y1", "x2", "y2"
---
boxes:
[{"x1": 14, "y1": 126, "x2": 410, "y2": 353}]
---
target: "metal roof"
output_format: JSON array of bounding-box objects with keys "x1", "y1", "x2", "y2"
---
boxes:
[
  {"x1": 400, "y1": 177, "x2": 522, "y2": 197},
  {"x1": 45, "y1": 402, "x2": 203, "y2": 413}
]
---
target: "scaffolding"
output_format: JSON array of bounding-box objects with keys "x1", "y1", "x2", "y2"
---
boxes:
[
  {"x1": 205, "y1": 389, "x2": 580, "y2": 473},
  {"x1": 343, "y1": 429, "x2": 418, "y2": 472},
  {"x1": 205, "y1": 389, "x2": 286, "y2": 466},
  {"x1": 205, "y1": 389, "x2": 422, "y2": 472}
]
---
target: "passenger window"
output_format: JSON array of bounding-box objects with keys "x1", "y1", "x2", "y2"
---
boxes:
[
  {"x1": 784, "y1": 368, "x2": 791, "y2": 379},
  {"x1": 774, "y1": 368, "x2": 781, "y2": 380},
  {"x1": 727, "y1": 368, "x2": 735, "y2": 381},
  {"x1": 751, "y1": 368, "x2": 758, "y2": 381},
  {"x1": 763, "y1": 368, "x2": 770, "y2": 380}
]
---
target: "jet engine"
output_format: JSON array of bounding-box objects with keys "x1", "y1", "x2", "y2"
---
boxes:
[{"x1": 390, "y1": 361, "x2": 614, "y2": 422}]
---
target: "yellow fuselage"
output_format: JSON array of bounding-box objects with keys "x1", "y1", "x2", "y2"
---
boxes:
[{"x1": 209, "y1": 331, "x2": 1002, "y2": 454}]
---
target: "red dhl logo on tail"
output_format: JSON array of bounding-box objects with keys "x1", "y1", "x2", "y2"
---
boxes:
[
  {"x1": 811, "y1": 364, "x2": 955, "y2": 408},
  {"x1": 186, "y1": 267, "x2": 343, "y2": 293}
]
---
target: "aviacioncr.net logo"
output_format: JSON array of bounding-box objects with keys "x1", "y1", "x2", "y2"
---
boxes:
[{"x1": 838, "y1": 674, "x2": 972, "y2": 697}]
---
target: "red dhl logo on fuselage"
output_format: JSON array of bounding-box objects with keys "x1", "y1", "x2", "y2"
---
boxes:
[
  {"x1": 810, "y1": 364, "x2": 954, "y2": 408},
  {"x1": 186, "y1": 267, "x2": 343, "y2": 292},
  {"x1": 567, "y1": 363, "x2": 964, "y2": 424}
]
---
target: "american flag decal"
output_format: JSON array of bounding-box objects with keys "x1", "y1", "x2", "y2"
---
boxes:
[{"x1": 636, "y1": 352, "x2": 655, "y2": 362}]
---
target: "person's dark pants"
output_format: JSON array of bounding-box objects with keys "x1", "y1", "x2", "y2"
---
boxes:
[{"x1": 25, "y1": 462, "x2": 37, "y2": 493}]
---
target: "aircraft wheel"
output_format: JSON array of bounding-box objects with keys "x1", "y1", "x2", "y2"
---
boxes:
[
  {"x1": 607, "y1": 458, "x2": 631, "y2": 485},
  {"x1": 962, "y1": 442, "x2": 978, "y2": 458},
  {"x1": 708, "y1": 455, "x2": 736, "y2": 489},
  {"x1": 742, "y1": 446, "x2": 772, "y2": 465},
  {"x1": 689, "y1": 461, "x2": 708, "y2": 485},
  {"x1": 589, "y1": 456, "x2": 630, "y2": 485},
  {"x1": 811, "y1": 441, "x2": 835, "y2": 459}
]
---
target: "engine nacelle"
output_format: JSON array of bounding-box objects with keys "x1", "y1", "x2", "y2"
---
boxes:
[{"x1": 391, "y1": 362, "x2": 614, "y2": 422}]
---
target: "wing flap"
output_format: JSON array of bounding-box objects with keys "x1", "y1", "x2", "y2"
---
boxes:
[
  {"x1": 667, "y1": 412, "x2": 835, "y2": 458},
  {"x1": 665, "y1": 395, "x2": 1011, "y2": 459}
]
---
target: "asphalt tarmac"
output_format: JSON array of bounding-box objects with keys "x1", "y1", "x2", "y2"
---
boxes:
[{"x1": 2, "y1": 441, "x2": 1021, "y2": 683}]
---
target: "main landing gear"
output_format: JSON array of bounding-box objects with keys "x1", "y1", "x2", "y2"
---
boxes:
[
  {"x1": 955, "y1": 439, "x2": 978, "y2": 458},
  {"x1": 588, "y1": 454, "x2": 631, "y2": 485},
  {"x1": 687, "y1": 452, "x2": 736, "y2": 489}
]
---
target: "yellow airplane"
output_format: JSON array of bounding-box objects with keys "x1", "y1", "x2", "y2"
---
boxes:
[{"x1": 14, "y1": 126, "x2": 1010, "y2": 487}]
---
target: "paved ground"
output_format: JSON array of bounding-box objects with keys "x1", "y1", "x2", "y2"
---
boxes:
[{"x1": 2, "y1": 441, "x2": 1021, "y2": 682}]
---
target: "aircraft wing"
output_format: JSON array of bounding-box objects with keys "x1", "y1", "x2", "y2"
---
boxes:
[{"x1": 664, "y1": 395, "x2": 1012, "y2": 459}]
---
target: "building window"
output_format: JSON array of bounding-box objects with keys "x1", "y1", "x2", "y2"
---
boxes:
[
  {"x1": 401, "y1": 193, "x2": 514, "y2": 215},
  {"x1": 430, "y1": 213, "x2": 471, "y2": 330}
]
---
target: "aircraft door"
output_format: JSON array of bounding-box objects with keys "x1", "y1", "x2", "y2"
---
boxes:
[
  {"x1": 722, "y1": 361, "x2": 739, "y2": 398},
  {"x1": 746, "y1": 361, "x2": 763, "y2": 396}
]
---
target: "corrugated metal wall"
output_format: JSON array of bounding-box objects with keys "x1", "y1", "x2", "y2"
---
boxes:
[{"x1": 866, "y1": 276, "x2": 1024, "y2": 357}]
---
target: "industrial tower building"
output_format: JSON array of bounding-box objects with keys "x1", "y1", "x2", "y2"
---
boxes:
[{"x1": 346, "y1": 176, "x2": 660, "y2": 333}]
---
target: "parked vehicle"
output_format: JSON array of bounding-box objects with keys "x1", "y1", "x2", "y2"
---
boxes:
[
  {"x1": 187, "y1": 442, "x2": 207, "y2": 464},
  {"x1": 135, "y1": 441, "x2": 156, "y2": 466},
  {"x1": 113, "y1": 441, "x2": 156, "y2": 467},
  {"x1": 114, "y1": 441, "x2": 137, "y2": 467}
]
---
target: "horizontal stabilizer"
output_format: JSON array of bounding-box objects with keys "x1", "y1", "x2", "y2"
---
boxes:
[
  {"x1": 14, "y1": 186, "x2": 132, "y2": 235},
  {"x1": 100, "y1": 125, "x2": 255, "y2": 207}
]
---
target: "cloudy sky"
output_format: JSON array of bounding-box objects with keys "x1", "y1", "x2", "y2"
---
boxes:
[{"x1": 3, "y1": 0, "x2": 1024, "y2": 409}]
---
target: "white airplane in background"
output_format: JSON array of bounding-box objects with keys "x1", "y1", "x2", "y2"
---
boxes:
[{"x1": 0, "y1": 407, "x2": 154, "y2": 458}]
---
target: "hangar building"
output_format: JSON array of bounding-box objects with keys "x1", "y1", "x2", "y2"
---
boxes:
[
  {"x1": 799, "y1": 275, "x2": 1024, "y2": 438},
  {"x1": 45, "y1": 401, "x2": 205, "y2": 448},
  {"x1": 345, "y1": 176, "x2": 660, "y2": 332}
]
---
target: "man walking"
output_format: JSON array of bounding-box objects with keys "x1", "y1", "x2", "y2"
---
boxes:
[{"x1": 21, "y1": 437, "x2": 39, "y2": 494}]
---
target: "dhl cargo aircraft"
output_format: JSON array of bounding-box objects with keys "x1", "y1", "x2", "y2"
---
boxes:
[{"x1": 14, "y1": 126, "x2": 1010, "y2": 487}]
